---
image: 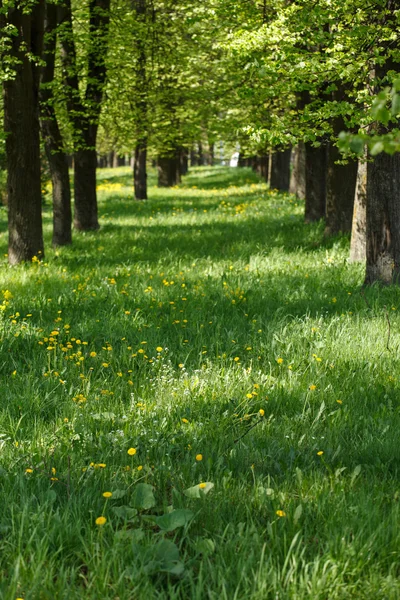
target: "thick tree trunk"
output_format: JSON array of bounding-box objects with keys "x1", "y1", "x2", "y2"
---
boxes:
[
  {"x1": 117, "y1": 155, "x2": 125, "y2": 166},
  {"x1": 134, "y1": 141, "x2": 147, "y2": 200},
  {"x1": 40, "y1": 2, "x2": 72, "y2": 247},
  {"x1": 289, "y1": 142, "x2": 306, "y2": 199},
  {"x1": 46, "y1": 150, "x2": 72, "y2": 246},
  {"x1": 256, "y1": 154, "x2": 269, "y2": 183},
  {"x1": 180, "y1": 148, "x2": 189, "y2": 176},
  {"x1": 365, "y1": 152, "x2": 400, "y2": 284},
  {"x1": 60, "y1": 0, "x2": 110, "y2": 232},
  {"x1": 158, "y1": 156, "x2": 179, "y2": 187},
  {"x1": 74, "y1": 147, "x2": 99, "y2": 230},
  {"x1": 304, "y1": 143, "x2": 326, "y2": 222},
  {"x1": 350, "y1": 159, "x2": 367, "y2": 263},
  {"x1": 270, "y1": 148, "x2": 291, "y2": 191},
  {"x1": 198, "y1": 142, "x2": 204, "y2": 166},
  {"x1": 4, "y1": 4, "x2": 45, "y2": 264},
  {"x1": 238, "y1": 153, "x2": 246, "y2": 167},
  {"x1": 325, "y1": 139, "x2": 358, "y2": 235},
  {"x1": 190, "y1": 147, "x2": 197, "y2": 166}
]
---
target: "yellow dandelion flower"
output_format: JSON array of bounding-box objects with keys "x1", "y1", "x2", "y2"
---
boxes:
[
  {"x1": 196, "y1": 454, "x2": 203, "y2": 461},
  {"x1": 95, "y1": 516, "x2": 107, "y2": 526},
  {"x1": 199, "y1": 482, "x2": 207, "y2": 489},
  {"x1": 336, "y1": 399, "x2": 342, "y2": 404},
  {"x1": 259, "y1": 409, "x2": 265, "y2": 417},
  {"x1": 317, "y1": 451, "x2": 324, "y2": 456},
  {"x1": 246, "y1": 393, "x2": 253, "y2": 399},
  {"x1": 127, "y1": 447, "x2": 137, "y2": 456},
  {"x1": 25, "y1": 468, "x2": 33, "y2": 474},
  {"x1": 156, "y1": 346, "x2": 163, "y2": 352},
  {"x1": 276, "y1": 510, "x2": 286, "y2": 517},
  {"x1": 181, "y1": 418, "x2": 189, "y2": 424},
  {"x1": 102, "y1": 492, "x2": 112, "y2": 498},
  {"x1": 90, "y1": 351, "x2": 97, "y2": 357},
  {"x1": 309, "y1": 384, "x2": 317, "y2": 391},
  {"x1": 137, "y1": 465, "x2": 143, "y2": 471},
  {"x1": 276, "y1": 357, "x2": 283, "y2": 364},
  {"x1": 98, "y1": 463, "x2": 106, "y2": 468}
]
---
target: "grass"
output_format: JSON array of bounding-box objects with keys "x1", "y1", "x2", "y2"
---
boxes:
[{"x1": 0, "y1": 165, "x2": 400, "y2": 599}]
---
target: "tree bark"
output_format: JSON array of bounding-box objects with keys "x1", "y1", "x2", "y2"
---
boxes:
[
  {"x1": 350, "y1": 158, "x2": 367, "y2": 263},
  {"x1": 158, "y1": 156, "x2": 179, "y2": 187},
  {"x1": 289, "y1": 142, "x2": 306, "y2": 199},
  {"x1": 74, "y1": 147, "x2": 98, "y2": 230},
  {"x1": 304, "y1": 143, "x2": 327, "y2": 222},
  {"x1": 179, "y1": 148, "x2": 189, "y2": 176},
  {"x1": 40, "y1": 2, "x2": 72, "y2": 247},
  {"x1": 134, "y1": 141, "x2": 147, "y2": 199},
  {"x1": 365, "y1": 152, "x2": 400, "y2": 284},
  {"x1": 325, "y1": 136, "x2": 358, "y2": 235},
  {"x1": 60, "y1": 0, "x2": 110, "y2": 232},
  {"x1": 256, "y1": 154, "x2": 269, "y2": 183},
  {"x1": 4, "y1": 2, "x2": 45, "y2": 264},
  {"x1": 270, "y1": 148, "x2": 291, "y2": 191}
]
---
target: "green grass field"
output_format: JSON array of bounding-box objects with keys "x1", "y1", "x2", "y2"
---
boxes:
[{"x1": 0, "y1": 166, "x2": 400, "y2": 599}]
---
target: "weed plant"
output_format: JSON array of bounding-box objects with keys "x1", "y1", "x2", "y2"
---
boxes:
[{"x1": 0, "y1": 167, "x2": 399, "y2": 599}]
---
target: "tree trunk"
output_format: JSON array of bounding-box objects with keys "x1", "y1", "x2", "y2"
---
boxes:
[
  {"x1": 304, "y1": 143, "x2": 327, "y2": 222},
  {"x1": 350, "y1": 158, "x2": 367, "y2": 262},
  {"x1": 190, "y1": 147, "x2": 197, "y2": 166},
  {"x1": 4, "y1": 3, "x2": 45, "y2": 264},
  {"x1": 209, "y1": 142, "x2": 215, "y2": 166},
  {"x1": 289, "y1": 142, "x2": 306, "y2": 199},
  {"x1": 134, "y1": 141, "x2": 147, "y2": 199},
  {"x1": 117, "y1": 155, "x2": 125, "y2": 166},
  {"x1": 158, "y1": 156, "x2": 178, "y2": 187},
  {"x1": 180, "y1": 148, "x2": 189, "y2": 176},
  {"x1": 255, "y1": 154, "x2": 269, "y2": 183},
  {"x1": 59, "y1": 0, "x2": 110, "y2": 232},
  {"x1": 364, "y1": 151, "x2": 400, "y2": 284},
  {"x1": 325, "y1": 139, "x2": 358, "y2": 235},
  {"x1": 74, "y1": 147, "x2": 99, "y2": 230},
  {"x1": 198, "y1": 142, "x2": 204, "y2": 166},
  {"x1": 40, "y1": 2, "x2": 72, "y2": 247},
  {"x1": 270, "y1": 148, "x2": 291, "y2": 191}
]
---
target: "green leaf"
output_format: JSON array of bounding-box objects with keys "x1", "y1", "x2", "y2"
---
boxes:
[
  {"x1": 391, "y1": 94, "x2": 400, "y2": 116},
  {"x1": 112, "y1": 506, "x2": 138, "y2": 520},
  {"x1": 115, "y1": 528, "x2": 144, "y2": 542},
  {"x1": 293, "y1": 504, "x2": 303, "y2": 524},
  {"x1": 195, "y1": 537, "x2": 215, "y2": 555},
  {"x1": 183, "y1": 482, "x2": 214, "y2": 499},
  {"x1": 154, "y1": 509, "x2": 194, "y2": 532},
  {"x1": 349, "y1": 136, "x2": 365, "y2": 155},
  {"x1": 370, "y1": 141, "x2": 384, "y2": 156},
  {"x1": 110, "y1": 489, "x2": 126, "y2": 500},
  {"x1": 131, "y1": 483, "x2": 156, "y2": 509}
]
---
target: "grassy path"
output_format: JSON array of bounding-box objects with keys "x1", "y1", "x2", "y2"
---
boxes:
[{"x1": 0, "y1": 167, "x2": 400, "y2": 599}]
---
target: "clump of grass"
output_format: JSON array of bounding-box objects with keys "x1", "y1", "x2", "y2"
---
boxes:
[{"x1": 0, "y1": 166, "x2": 399, "y2": 599}]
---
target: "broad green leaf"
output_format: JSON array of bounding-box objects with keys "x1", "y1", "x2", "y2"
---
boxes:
[
  {"x1": 370, "y1": 141, "x2": 384, "y2": 156},
  {"x1": 183, "y1": 482, "x2": 214, "y2": 498},
  {"x1": 112, "y1": 505, "x2": 138, "y2": 520},
  {"x1": 154, "y1": 509, "x2": 194, "y2": 532},
  {"x1": 195, "y1": 537, "x2": 215, "y2": 555},
  {"x1": 131, "y1": 483, "x2": 156, "y2": 509},
  {"x1": 110, "y1": 489, "x2": 126, "y2": 500},
  {"x1": 115, "y1": 528, "x2": 144, "y2": 542}
]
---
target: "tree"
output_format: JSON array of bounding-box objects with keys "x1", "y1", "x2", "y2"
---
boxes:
[
  {"x1": 59, "y1": 0, "x2": 111, "y2": 230},
  {"x1": 40, "y1": 0, "x2": 72, "y2": 246},
  {"x1": 2, "y1": 0, "x2": 45, "y2": 264}
]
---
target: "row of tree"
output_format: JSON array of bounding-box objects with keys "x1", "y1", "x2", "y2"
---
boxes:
[{"x1": 1, "y1": 0, "x2": 399, "y2": 286}]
